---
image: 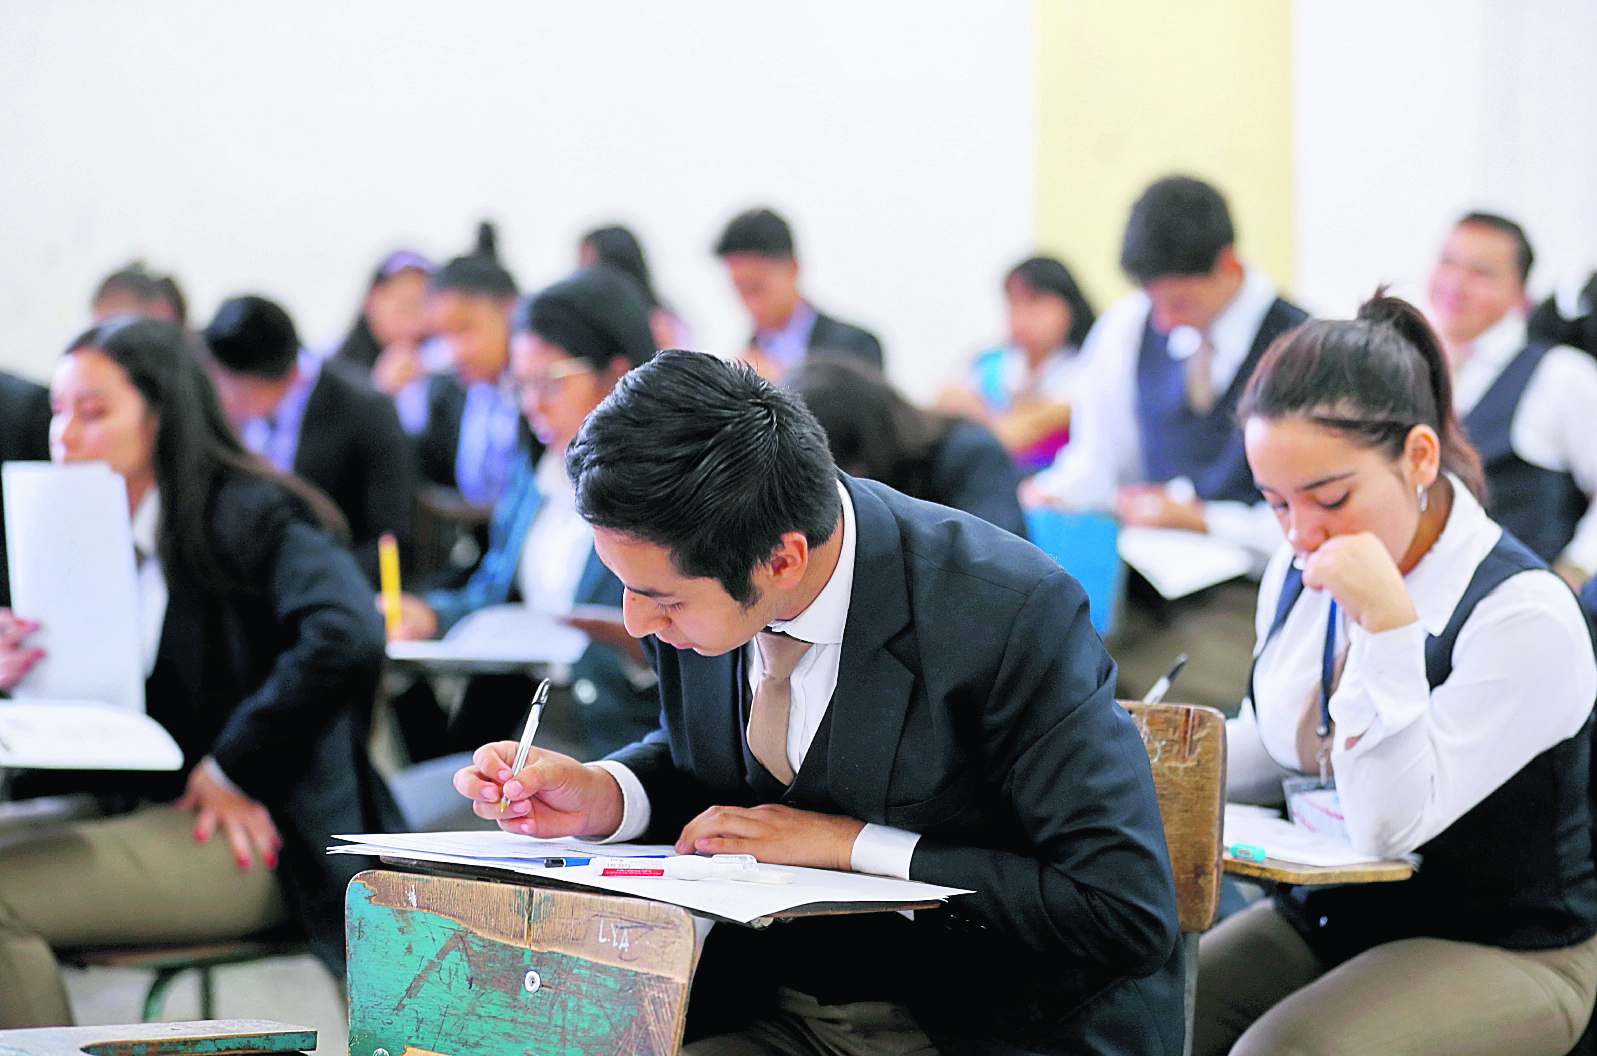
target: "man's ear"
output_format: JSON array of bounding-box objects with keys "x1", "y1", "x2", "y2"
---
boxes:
[{"x1": 763, "y1": 531, "x2": 811, "y2": 589}]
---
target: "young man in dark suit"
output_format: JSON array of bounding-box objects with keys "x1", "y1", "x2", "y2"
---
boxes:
[
  {"x1": 203, "y1": 296, "x2": 415, "y2": 586},
  {"x1": 0, "y1": 371, "x2": 52, "y2": 606},
  {"x1": 715, "y1": 207, "x2": 885, "y2": 381},
  {"x1": 455, "y1": 350, "x2": 1184, "y2": 1056}
]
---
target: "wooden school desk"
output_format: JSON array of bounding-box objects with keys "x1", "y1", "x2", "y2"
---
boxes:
[
  {"x1": 1223, "y1": 852, "x2": 1414, "y2": 885},
  {"x1": 0, "y1": 1020, "x2": 316, "y2": 1056},
  {"x1": 345, "y1": 861, "x2": 943, "y2": 1056}
]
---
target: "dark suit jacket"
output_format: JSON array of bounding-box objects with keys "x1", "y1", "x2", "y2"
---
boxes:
[
  {"x1": 415, "y1": 373, "x2": 468, "y2": 491},
  {"x1": 296, "y1": 360, "x2": 416, "y2": 585},
  {"x1": 926, "y1": 420, "x2": 1027, "y2": 539},
  {"x1": 758, "y1": 309, "x2": 884, "y2": 370},
  {"x1": 616, "y1": 476, "x2": 1184, "y2": 1055},
  {"x1": 17, "y1": 476, "x2": 403, "y2": 972},
  {"x1": 0, "y1": 372, "x2": 52, "y2": 607}
]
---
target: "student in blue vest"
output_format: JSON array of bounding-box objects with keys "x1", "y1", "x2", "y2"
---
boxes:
[
  {"x1": 1195, "y1": 294, "x2": 1597, "y2": 1056},
  {"x1": 386, "y1": 265, "x2": 661, "y2": 759},
  {"x1": 1028, "y1": 176, "x2": 1309, "y2": 708},
  {"x1": 1427, "y1": 212, "x2": 1597, "y2": 589}
]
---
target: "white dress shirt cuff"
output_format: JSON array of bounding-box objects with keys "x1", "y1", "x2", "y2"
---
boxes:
[
  {"x1": 1333, "y1": 620, "x2": 1430, "y2": 748},
  {"x1": 577, "y1": 761, "x2": 652, "y2": 844},
  {"x1": 849, "y1": 823, "x2": 921, "y2": 879}
]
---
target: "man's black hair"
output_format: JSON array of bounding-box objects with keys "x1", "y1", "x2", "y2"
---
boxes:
[
  {"x1": 1458, "y1": 211, "x2": 1535, "y2": 285},
  {"x1": 566, "y1": 349, "x2": 840, "y2": 605},
  {"x1": 1119, "y1": 176, "x2": 1236, "y2": 283},
  {"x1": 203, "y1": 295, "x2": 300, "y2": 378},
  {"x1": 713, "y1": 208, "x2": 796, "y2": 259}
]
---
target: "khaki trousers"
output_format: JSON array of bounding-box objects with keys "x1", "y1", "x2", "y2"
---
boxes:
[
  {"x1": 683, "y1": 987, "x2": 937, "y2": 1056},
  {"x1": 0, "y1": 804, "x2": 288, "y2": 1028},
  {"x1": 1107, "y1": 579, "x2": 1260, "y2": 712},
  {"x1": 1194, "y1": 900, "x2": 1597, "y2": 1056}
]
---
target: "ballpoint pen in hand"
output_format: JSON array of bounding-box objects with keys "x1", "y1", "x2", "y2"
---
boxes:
[
  {"x1": 1141, "y1": 653, "x2": 1188, "y2": 705},
  {"x1": 498, "y1": 677, "x2": 551, "y2": 813}
]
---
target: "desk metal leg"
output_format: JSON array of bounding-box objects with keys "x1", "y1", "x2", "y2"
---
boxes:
[{"x1": 1182, "y1": 931, "x2": 1199, "y2": 1056}]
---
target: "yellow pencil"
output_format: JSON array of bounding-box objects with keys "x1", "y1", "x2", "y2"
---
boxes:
[{"x1": 378, "y1": 533, "x2": 402, "y2": 639}]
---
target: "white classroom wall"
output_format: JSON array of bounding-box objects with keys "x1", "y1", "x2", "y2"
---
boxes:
[
  {"x1": 1293, "y1": 0, "x2": 1597, "y2": 317},
  {"x1": 0, "y1": 2, "x2": 1034, "y2": 401}
]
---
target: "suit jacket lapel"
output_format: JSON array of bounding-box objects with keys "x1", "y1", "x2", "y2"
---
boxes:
[{"x1": 824, "y1": 476, "x2": 915, "y2": 825}]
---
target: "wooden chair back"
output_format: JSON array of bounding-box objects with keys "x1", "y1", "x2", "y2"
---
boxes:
[{"x1": 1121, "y1": 701, "x2": 1227, "y2": 934}]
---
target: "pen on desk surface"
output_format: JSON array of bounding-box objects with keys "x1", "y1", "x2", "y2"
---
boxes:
[
  {"x1": 1227, "y1": 843, "x2": 1268, "y2": 863},
  {"x1": 498, "y1": 678, "x2": 551, "y2": 813},
  {"x1": 378, "y1": 533, "x2": 403, "y2": 640},
  {"x1": 1141, "y1": 653, "x2": 1189, "y2": 705}
]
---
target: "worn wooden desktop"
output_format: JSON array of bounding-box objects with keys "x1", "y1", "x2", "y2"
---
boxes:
[
  {"x1": 1223, "y1": 851, "x2": 1413, "y2": 885},
  {"x1": 345, "y1": 862, "x2": 943, "y2": 1056}
]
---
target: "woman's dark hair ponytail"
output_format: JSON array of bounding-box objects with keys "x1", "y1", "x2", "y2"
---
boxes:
[
  {"x1": 432, "y1": 221, "x2": 517, "y2": 299},
  {"x1": 1240, "y1": 289, "x2": 1487, "y2": 503}
]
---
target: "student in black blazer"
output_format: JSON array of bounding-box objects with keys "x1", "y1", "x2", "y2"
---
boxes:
[
  {"x1": 454, "y1": 351, "x2": 1184, "y2": 1055},
  {"x1": 789, "y1": 354, "x2": 1027, "y2": 538},
  {"x1": 0, "y1": 370, "x2": 52, "y2": 606},
  {"x1": 204, "y1": 295, "x2": 415, "y2": 586},
  {"x1": 714, "y1": 207, "x2": 884, "y2": 381},
  {"x1": 0, "y1": 320, "x2": 398, "y2": 1026}
]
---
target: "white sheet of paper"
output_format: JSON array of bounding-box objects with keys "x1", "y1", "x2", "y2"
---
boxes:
[
  {"x1": 387, "y1": 605, "x2": 589, "y2": 665},
  {"x1": 1118, "y1": 526, "x2": 1253, "y2": 600},
  {"x1": 0, "y1": 702, "x2": 182, "y2": 770},
  {"x1": 1223, "y1": 803, "x2": 1394, "y2": 868},
  {"x1": 329, "y1": 830, "x2": 972, "y2": 924},
  {"x1": 4, "y1": 462, "x2": 145, "y2": 713}
]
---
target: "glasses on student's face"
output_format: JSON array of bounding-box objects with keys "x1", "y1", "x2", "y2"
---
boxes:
[{"x1": 513, "y1": 358, "x2": 594, "y2": 401}]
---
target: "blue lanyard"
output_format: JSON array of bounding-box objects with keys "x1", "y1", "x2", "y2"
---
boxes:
[{"x1": 1318, "y1": 599, "x2": 1339, "y2": 739}]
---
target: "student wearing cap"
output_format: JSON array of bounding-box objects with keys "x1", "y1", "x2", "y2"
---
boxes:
[
  {"x1": 204, "y1": 295, "x2": 415, "y2": 588},
  {"x1": 386, "y1": 266, "x2": 662, "y2": 760},
  {"x1": 714, "y1": 207, "x2": 883, "y2": 383},
  {"x1": 1029, "y1": 176, "x2": 1309, "y2": 708},
  {"x1": 1426, "y1": 212, "x2": 1597, "y2": 588}
]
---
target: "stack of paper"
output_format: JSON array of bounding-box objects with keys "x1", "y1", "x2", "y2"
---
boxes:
[
  {"x1": 1, "y1": 462, "x2": 180, "y2": 771},
  {"x1": 1223, "y1": 803, "x2": 1397, "y2": 868},
  {"x1": 387, "y1": 605, "x2": 589, "y2": 666},
  {"x1": 330, "y1": 829, "x2": 972, "y2": 924},
  {"x1": 1118, "y1": 527, "x2": 1253, "y2": 600}
]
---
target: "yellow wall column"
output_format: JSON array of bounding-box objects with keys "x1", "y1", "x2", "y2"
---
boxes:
[{"x1": 1036, "y1": 0, "x2": 1294, "y2": 309}]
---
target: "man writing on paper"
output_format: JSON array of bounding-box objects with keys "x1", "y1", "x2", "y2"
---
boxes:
[{"x1": 454, "y1": 351, "x2": 1183, "y2": 1055}]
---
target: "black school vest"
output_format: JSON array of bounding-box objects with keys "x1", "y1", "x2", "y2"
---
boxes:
[
  {"x1": 1134, "y1": 297, "x2": 1308, "y2": 504},
  {"x1": 1257, "y1": 532, "x2": 1597, "y2": 967},
  {"x1": 1462, "y1": 340, "x2": 1589, "y2": 562}
]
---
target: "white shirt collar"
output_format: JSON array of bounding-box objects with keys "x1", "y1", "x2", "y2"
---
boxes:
[
  {"x1": 1449, "y1": 311, "x2": 1529, "y2": 414},
  {"x1": 1399, "y1": 475, "x2": 1502, "y2": 636},
  {"x1": 131, "y1": 487, "x2": 160, "y2": 561},
  {"x1": 765, "y1": 481, "x2": 855, "y2": 647}
]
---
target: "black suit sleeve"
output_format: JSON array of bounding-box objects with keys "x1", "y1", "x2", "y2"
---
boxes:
[
  {"x1": 809, "y1": 314, "x2": 884, "y2": 371},
  {"x1": 349, "y1": 390, "x2": 416, "y2": 583},
  {"x1": 416, "y1": 375, "x2": 466, "y2": 489},
  {"x1": 208, "y1": 497, "x2": 386, "y2": 803},
  {"x1": 928, "y1": 421, "x2": 1027, "y2": 538},
  {"x1": 909, "y1": 570, "x2": 1179, "y2": 978}
]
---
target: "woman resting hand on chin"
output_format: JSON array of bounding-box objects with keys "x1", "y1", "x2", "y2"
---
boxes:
[{"x1": 1194, "y1": 295, "x2": 1597, "y2": 1056}]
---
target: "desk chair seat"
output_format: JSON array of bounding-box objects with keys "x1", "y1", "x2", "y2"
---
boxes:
[
  {"x1": 58, "y1": 939, "x2": 310, "y2": 1022},
  {"x1": 1121, "y1": 701, "x2": 1226, "y2": 1056}
]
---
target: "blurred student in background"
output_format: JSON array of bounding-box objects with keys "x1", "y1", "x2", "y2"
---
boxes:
[
  {"x1": 414, "y1": 223, "x2": 528, "y2": 508},
  {"x1": 0, "y1": 320, "x2": 397, "y2": 1026},
  {"x1": 579, "y1": 224, "x2": 690, "y2": 349},
  {"x1": 1029, "y1": 176, "x2": 1309, "y2": 708},
  {"x1": 0, "y1": 371, "x2": 51, "y2": 607},
  {"x1": 714, "y1": 207, "x2": 883, "y2": 382},
  {"x1": 1426, "y1": 212, "x2": 1597, "y2": 589},
  {"x1": 939, "y1": 255, "x2": 1096, "y2": 476},
  {"x1": 331, "y1": 250, "x2": 434, "y2": 393},
  {"x1": 789, "y1": 355, "x2": 1026, "y2": 538},
  {"x1": 1197, "y1": 296, "x2": 1597, "y2": 1056},
  {"x1": 386, "y1": 266, "x2": 661, "y2": 760},
  {"x1": 203, "y1": 295, "x2": 415, "y2": 587},
  {"x1": 89, "y1": 261, "x2": 187, "y2": 326}
]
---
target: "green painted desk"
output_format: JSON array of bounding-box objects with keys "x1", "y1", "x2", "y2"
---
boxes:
[
  {"x1": 0, "y1": 1020, "x2": 314, "y2": 1056},
  {"x1": 346, "y1": 863, "x2": 941, "y2": 1056}
]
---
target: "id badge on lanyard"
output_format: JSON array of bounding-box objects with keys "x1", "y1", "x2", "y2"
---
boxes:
[{"x1": 1284, "y1": 599, "x2": 1348, "y2": 841}]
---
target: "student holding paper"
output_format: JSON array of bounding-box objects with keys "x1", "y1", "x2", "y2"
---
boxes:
[
  {"x1": 453, "y1": 351, "x2": 1185, "y2": 1055},
  {"x1": 1195, "y1": 296, "x2": 1597, "y2": 1056},
  {"x1": 0, "y1": 319, "x2": 398, "y2": 1027},
  {"x1": 386, "y1": 266, "x2": 662, "y2": 759}
]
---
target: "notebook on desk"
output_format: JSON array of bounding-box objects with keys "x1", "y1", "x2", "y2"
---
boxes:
[
  {"x1": 1, "y1": 462, "x2": 181, "y2": 771},
  {"x1": 387, "y1": 604, "x2": 591, "y2": 667}
]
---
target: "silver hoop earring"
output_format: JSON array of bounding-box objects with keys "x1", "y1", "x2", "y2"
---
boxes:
[{"x1": 1417, "y1": 483, "x2": 1429, "y2": 513}]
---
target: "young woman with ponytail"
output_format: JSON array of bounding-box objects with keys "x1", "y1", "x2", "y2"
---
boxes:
[{"x1": 1194, "y1": 294, "x2": 1597, "y2": 1056}]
